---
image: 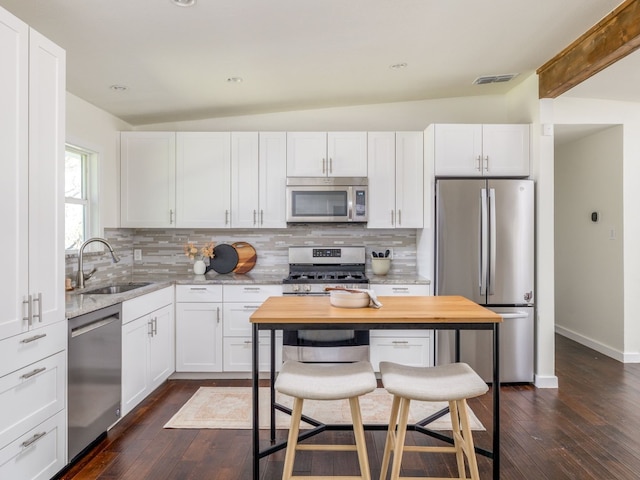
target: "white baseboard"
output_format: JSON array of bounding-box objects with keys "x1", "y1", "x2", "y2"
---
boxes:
[
  {"x1": 534, "y1": 374, "x2": 558, "y2": 388},
  {"x1": 555, "y1": 325, "x2": 640, "y2": 363}
]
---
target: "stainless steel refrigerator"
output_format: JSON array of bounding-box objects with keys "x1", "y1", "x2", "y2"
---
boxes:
[{"x1": 435, "y1": 178, "x2": 535, "y2": 383}]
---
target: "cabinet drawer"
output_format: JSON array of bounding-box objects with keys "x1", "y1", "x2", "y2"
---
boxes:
[
  {"x1": 223, "y1": 302, "x2": 269, "y2": 337},
  {"x1": 223, "y1": 285, "x2": 281, "y2": 303},
  {"x1": 175, "y1": 285, "x2": 223, "y2": 303},
  {"x1": 0, "y1": 409, "x2": 66, "y2": 480},
  {"x1": 369, "y1": 337, "x2": 432, "y2": 371},
  {"x1": 0, "y1": 351, "x2": 65, "y2": 449},
  {"x1": 0, "y1": 322, "x2": 65, "y2": 378},
  {"x1": 373, "y1": 284, "x2": 430, "y2": 296},
  {"x1": 223, "y1": 336, "x2": 282, "y2": 372},
  {"x1": 122, "y1": 287, "x2": 174, "y2": 324}
]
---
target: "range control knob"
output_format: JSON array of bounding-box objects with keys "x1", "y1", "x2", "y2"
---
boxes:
[
  {"x1": 304, "y1": 284, "x2": 312, "y2": 292},
  {"x1": 292, "y1": 285, "x2": 300, "y2": 292}
]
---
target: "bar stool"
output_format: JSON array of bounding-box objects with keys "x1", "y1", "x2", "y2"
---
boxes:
[
  {"x1": 378, "y1": 362, "x2": 489, "y2": 480},
  {"x1": 275, "y1": 360, "x2": 378, "y2": 480}
]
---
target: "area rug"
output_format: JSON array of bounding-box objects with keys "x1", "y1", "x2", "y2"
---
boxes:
[{"x1": 164, "y1": 387, "x2": 484, "y2": 431}]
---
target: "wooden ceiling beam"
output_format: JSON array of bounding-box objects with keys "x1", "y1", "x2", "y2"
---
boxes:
[{"x1": 537, "y1": 0, "x2": 640, "y2": 98}]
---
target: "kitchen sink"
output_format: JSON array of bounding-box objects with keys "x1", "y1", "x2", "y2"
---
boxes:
[{"x1": 81, "y1": 282, "x2": 152, "y2": 295}]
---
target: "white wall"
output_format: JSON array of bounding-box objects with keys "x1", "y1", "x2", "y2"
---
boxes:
[
  {"x1": 135, "y1": 95, "x2": 511, "y2": 131},
  {"x1": 554, "y1": 97, "x2": 640, "y2": 362},
  {"x1": 555, "y1": 126, "x2": 624, "y2": 356},
  {"x1": 66, "y1": 93, "x2": 132, "y2": 230}
]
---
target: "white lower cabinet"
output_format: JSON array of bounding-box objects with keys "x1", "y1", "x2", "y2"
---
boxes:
[
  {"x1": 369, "y1": 284, "x2": 433, "y2": 371},
  {"x1": 175, "y1": 284, "x2": 282, "y2": 374},
  {"x1": 223, "y1": 285, "x2": 282, "y2": 372},
  {"x1": 0, "y1": 409, "x2": 66, "y2": 480},
  {"x1": 0, "y1": 320, "x2": 66, "y2": 479},
  {"x1": 121, "y1": 287, "x2": 175, "y2": 417}
]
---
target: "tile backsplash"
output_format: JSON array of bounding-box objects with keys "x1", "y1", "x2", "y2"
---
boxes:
[{"x1": 65, "y1": 224, "x2": 420, "y2": 286}]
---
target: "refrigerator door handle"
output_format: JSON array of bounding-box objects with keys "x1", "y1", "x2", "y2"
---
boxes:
[
  {"x1": 480, "y1": 188, "x2": 488, "y2": 296},
  {"x1": 499, "y1": 312, "x2": 529, "y2": 320},
  {"x1": 489, "y1": 188, "x2": 496, "y2": 296}
]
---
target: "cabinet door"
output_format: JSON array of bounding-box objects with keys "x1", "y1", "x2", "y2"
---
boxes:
[
  {"x1": 121, "y1": 132, "x2": 176, "y2": 227},
  {"x1": 176, "y1": 132, "x2": 231, "y2": 228},
  {"x1": 367, "y1": 132, "x2": 396, "y2": 229},
  {"x1": 327, "y1": 132, "x2": 367, "y2": 177},
  {"x1": 433, "y1": 124, "x2": 483, "y2": 177},
  {"x1": 395, "y1": 132, "x2": 423, "y2": 228},
  {"x1": 28, "y1": 29, "x2": 65, "y2": 330},
  {"x1": 175, "y1": 303, "x2": 223, "y2": 372},
  {"x1": 482, "y1": 124, "x2": 530, "y2": 176},
  {"x1": 259, "y1": 132, "x2": 287, "y2": 228},
  {"x1": 286, "y1": 132, "x2": 326, "y2": 176},
  {"x1": 148, "y1": 305, "x2": 174, "y2": 390},
  {"x1": 231, "y1": 132, "x2": 260, "y2": 228},
  {"x1": 0, "y1": 10, "x2": 29, "y2": 340},
  {"x1": 121, "y1": 315, "x2": 150, "y2": 416}
]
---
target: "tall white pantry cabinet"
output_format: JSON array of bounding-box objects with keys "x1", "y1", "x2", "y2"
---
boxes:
[{"x1": 0, "y1": 6, "x2": 67, "y2": 480}]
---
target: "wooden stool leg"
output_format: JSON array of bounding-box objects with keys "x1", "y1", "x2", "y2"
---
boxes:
[
  {"x1": 379, "y1": 395, "x2": 401, "y2": 480},
  {"x1": 282, "y1": 397, "x2": 304, "y2": 480},
  {"x1": 349, "y1": 397, "x2": 371, "y2": 480},
  {"x1": 458, "y1": 399, "x2": 481, "y2": 480},
  {"x1": 389, "y1": 397, "x2": 411, "y2": 480},
  {"x1": 448, "y1": 400, "x2": 466, "y2": 480}
]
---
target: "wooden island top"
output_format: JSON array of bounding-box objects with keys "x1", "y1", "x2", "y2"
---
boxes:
[{"x1": 250, "y1": 295, "x2": 502, "y2": 325}]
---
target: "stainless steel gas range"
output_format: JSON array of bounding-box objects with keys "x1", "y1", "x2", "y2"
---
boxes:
[{"x1": 281, "y1": 246, "x2": 370, "y2": 363}]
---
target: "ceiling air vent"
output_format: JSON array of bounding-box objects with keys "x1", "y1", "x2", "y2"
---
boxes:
[{"x1": 473, "y1": 73, "x2": 519, "y2": 85}]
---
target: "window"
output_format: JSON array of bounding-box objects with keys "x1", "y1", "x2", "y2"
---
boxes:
[{"x1": 65, "y1": 144, "x2": 98, "y2": 251}]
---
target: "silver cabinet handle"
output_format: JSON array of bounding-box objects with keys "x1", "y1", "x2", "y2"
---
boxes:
[
  {"x1": 392, "y1": 287, "x2": 409, "y2": 293},
  {"x1": 225, "y1": 210, "x2": 229, "y2": 225},
  {"x1": 253, "y1": 210, "x2": 257, "y2": 226},
  {"x1": 20, "y1": 367, "x2": 46, "y2": 380},
  {"x1": 152, "y1": 317, "x2": 158, "y2": 336},
  {"x1": 32, "y1": 293, "x2": 42, "y2": 323},
  {"x1": 244, "y1": 305, "x2": 259, "y2": 310},
  {"x1": 476, "y1": 155, "x2": 482, "y2": 171},
  {"x1": 322, "y1": 158, "x2": 326, "y2": 174},
  {"x1": 169, "y1": 209, "x2": 174, "y2": 224},
  {"x1": 21, "y1": 432, "x2": 46, "y2": 448},
  {"x1": 148, "y1": 319, "x2": 153, "y2": 336},
  {"x1": 397, "y1": 210, "x2": 402, "y2": 226},
  {"x1": 391, "y1": 210, "x2": 394, "y2": 226},
  {"x1": 243, "y1": 287, "x2": 260, "y2": 291},
  {"x1": 23, "y1": 295, "x2": 32, "y2": 327},
  {"x1": 391, "y1": 340, "x2": 409, "y2": 344},
  {"x1": 260, "y1": 210, "x2": 264, "y2": 225},
  {"x1": 189, "y1": 287, "x2": 208, "y2": 291},
  {"x1": 243, "y1": 340, "x2": 252, "y2": 344},
  {"x1": 216, "y1": 307, "x2": 220, "y2": 323},
  {"x1": 20, "y1": 333, "x2": 47, "y2": 344},
  {"x1": 329, "y1": 157, "x2": 333, "y2": 174},
  {"x1": 484, "y1": 155, "x2": 489, "y2": 172}
]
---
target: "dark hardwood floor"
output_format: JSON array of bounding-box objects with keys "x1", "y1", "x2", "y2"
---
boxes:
[{"x1": 59, "y1": 335, "x2": 640, "y2": 479}]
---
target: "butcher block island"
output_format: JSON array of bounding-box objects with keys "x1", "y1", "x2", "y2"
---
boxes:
[
  {"x1": 249, "y1": 295, "x2": 503, "y2": 480},
  {"x1": 250, "y1": 295, "x2": 502, "y2": 325}
]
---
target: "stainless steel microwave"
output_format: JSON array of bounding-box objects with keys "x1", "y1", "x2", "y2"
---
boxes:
[{"x1": 286, "y1": 177, "x2": 368, "y2": 223}]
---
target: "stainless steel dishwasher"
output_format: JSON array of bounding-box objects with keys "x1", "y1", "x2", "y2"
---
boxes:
[{"x1": 68, "y1": 303, "x2": 122, "y2": 462}]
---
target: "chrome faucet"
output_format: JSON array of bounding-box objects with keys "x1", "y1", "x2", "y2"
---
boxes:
[{"x1": 76, "y1": 237, "x2": 121, "y2": 289}]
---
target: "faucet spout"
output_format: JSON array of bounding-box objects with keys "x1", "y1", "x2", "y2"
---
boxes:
[{"x1": 76, "y1": 237, "x2": 121, "y2": 289}]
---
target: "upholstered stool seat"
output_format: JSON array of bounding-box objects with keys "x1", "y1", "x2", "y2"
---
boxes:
[
  {"x1": 379, "y1": 362, "x2": 489, "y2": 480},
  {"x1": 275, "y1": 360, "x2": 377, "y2": 480}
]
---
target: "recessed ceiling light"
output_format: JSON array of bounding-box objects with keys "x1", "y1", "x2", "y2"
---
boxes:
[
  {"x1": 172, "y1": 0, "x2": 196, "y2": 6},
  {"x1": 227, "y1": 77, "x2": 243, "y2": 83},
  {"x1": 389, "y1": 63, "x2": 408, "y2": 70},
  {"x1": 109, "y1": 84, "x2": 128, "y2": 92}
]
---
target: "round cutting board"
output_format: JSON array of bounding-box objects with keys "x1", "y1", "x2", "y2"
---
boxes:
[
  {"x1": 210, "y1": 244, "x2": 239, "y2": 274},
  {"x1": 232, "y1": 242, "x2": 257, "y2": 274}
]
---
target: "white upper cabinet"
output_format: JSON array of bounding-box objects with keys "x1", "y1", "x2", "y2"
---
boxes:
[
  {"x1": 1, "y1": 10, "x2": 65, "y2": 340},
  {"x1": 287, "y1": 132, "x2": 367, "y2": 177},
  {"x1": 121, "y1": 132, "x2": 176, "y2": 228},
  {"x1": 176, "y1": 132, "x2": 231, "y2": 228},
  {"x1": 433, "y1": 124, "x2": 530, "y2": 177},
  {"x1": 258, "y1": 132, "x2": 287, "y2": 228},
  {"x1": 231, "y1": 132, "x2": 259, "y2": 228},
  {"x1": 367, "y1": 132, "x2": 423, "y2": 229}
]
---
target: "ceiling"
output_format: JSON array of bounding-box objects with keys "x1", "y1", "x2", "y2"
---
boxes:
[{"x1": 0, "y1": 0, "x2": 630, "y2": 126}]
